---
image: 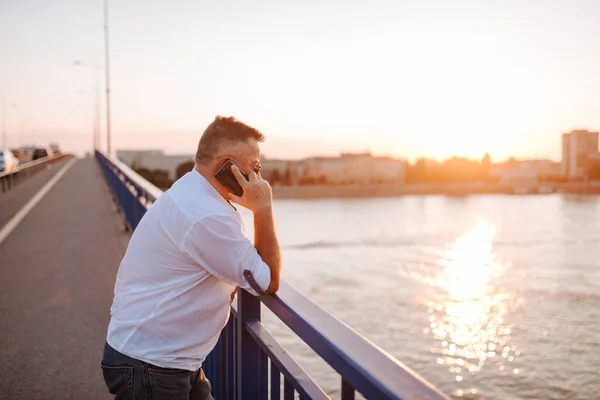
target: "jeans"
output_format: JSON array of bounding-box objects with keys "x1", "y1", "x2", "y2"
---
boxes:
[{"x1": 101, "y1": 342, "x2": 213, "y2": 400}]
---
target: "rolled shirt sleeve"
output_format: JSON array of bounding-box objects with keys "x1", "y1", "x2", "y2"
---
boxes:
[{"x1": 182, "y1": 213, "x2": 271, "y2": 296}]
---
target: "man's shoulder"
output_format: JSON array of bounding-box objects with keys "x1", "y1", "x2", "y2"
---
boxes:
[
  {"x1": 168, "y1": 181, "x2": 234, "y2": 219},
  {"x1": 195, "y1": 208, "x2": 242, "y2": 230}
]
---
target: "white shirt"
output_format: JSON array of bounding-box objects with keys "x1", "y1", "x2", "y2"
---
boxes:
[{"x1": 106, "y1": 169, "x2": 271, "y2": 371}]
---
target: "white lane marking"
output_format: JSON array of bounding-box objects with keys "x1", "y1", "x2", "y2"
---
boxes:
[{"x1": 0, "y1": 158, "x2": 78, "y2": 246}]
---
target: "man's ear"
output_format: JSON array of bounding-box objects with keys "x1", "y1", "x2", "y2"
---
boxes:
[{"x1": 211, "y1": 159, "x2": 228, "y2": 174}]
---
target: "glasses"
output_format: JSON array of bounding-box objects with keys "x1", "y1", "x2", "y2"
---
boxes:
[{"x1": 215, "y1": 155, "x2": 261, "y2": 174}]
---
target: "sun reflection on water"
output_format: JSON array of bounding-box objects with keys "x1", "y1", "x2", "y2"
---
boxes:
[{"x1": 425, "y1": 219, "x2": 520, "y2": 383}]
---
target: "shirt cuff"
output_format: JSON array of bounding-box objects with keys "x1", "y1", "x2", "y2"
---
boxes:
[{"x1": 244, "y1": 260, "x2": 271, "y2": 296}]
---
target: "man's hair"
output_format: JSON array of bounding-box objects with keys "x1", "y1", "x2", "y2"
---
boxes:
[{"x1": 195, "y1": 116, "x2": 265, "y2": 165}]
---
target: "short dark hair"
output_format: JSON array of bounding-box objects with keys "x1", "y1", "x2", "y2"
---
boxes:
[{"x1": 195, "y1": 116, "x2": 265, "y2": 164}]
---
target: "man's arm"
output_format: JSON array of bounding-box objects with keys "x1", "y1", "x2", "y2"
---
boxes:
[
  {"x1": 230, "y1": 165, "x2": 282, "y2": 294},
  {"x1": 253, "y1": 208, "x2": 281, "y2": 294},
  {"x1": 182, "y1": 215, "x2": 273, "y2": 296}
]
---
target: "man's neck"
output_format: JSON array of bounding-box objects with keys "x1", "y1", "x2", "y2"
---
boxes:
[{"x1": 194, "y1": 165, "x2": 229, "y2": 201}]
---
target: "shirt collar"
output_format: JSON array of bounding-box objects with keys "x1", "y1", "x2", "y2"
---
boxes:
[{"x1": 191, "y1": 169, "x2": 237, "y2": 211}]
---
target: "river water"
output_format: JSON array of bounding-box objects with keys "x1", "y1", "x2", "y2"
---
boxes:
[{"x1": 239, "y1": 194, "x2": 600, "y2": 400}]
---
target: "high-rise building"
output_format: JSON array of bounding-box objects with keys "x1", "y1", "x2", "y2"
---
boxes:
[{"x1": 562, "y1": 129, "x2": 599, "y2": 179}]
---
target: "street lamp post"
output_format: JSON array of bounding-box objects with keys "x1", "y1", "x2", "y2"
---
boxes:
[
  {"x1": 104, "y1": 0, "x2": 112, "y2": 155},
  {"x1": 73, "y1": 0, "x2": 112, "y2": 155}
]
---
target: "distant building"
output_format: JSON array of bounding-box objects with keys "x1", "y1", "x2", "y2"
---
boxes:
[
  {"x1": 490, "y1": 159, "x2": 562, "y2": 184},
  {"x1": 117, "y1": 150, "x2": 194, "y2": 180},
  {"x1": 490, "y1": 162, "x2": 538, "y2": 185},
  {"x1": 562, "y1": 129, "x2": 600, "y2": 179},
  {"x1": 526, "y1": 159, "x2": 563, "y2": 177},
  {"x1": 296, "y1": 152, "x2": 406, "y2": 185},
  {"x1": 260, "y1": 157, "x2": 298, "y2": 184}
]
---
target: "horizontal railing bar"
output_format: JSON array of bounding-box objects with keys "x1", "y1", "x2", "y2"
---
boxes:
[
  {"x1": 246, "y1": 319, "x2": 330, "y2": 400},
  {"x1": 0, "y1": 153, "x2": 70, "y2": 178},
  {"x1": 260, "y1": 282, "x2": 449, "y2": 400},
  {"x1": 108, "y1": 157, "x2": 163, "y2": 201},
  {"x1": 96, "y1": 151, "x2": 163, "y2": 201}
]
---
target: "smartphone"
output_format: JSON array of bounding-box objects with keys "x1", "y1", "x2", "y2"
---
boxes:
[{"x1": 214, "y1": 159, "x2": 248, "y2": 197}]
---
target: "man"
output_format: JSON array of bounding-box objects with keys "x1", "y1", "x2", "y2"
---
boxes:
[{"x1": 101, "y1": 116, "x2": 281, "y2": 400}]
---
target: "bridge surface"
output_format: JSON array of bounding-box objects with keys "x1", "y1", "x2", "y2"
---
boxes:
[{"x1": 0, "y1": 157, "x2": 125, "y2": 399}]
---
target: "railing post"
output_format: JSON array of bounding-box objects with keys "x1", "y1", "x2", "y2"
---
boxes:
[{"x1": 237, "y1": 289, "x2": 261, "y2": 400}]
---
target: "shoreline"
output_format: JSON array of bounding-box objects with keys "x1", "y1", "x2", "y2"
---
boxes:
[{"x1": 272, "y1": 182, "x2": 600, "y2": 199}]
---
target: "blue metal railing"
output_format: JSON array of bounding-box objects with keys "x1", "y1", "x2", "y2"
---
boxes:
[{"x1": 95, "y1": 150, "x2": 448, "y2": 400}]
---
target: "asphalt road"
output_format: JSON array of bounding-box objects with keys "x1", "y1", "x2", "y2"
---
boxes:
[
  {"x1": 0, "y1": 158, "x2": 72, "y2": 229},
  {"x1": 0, "y1": 156, "x2": 125, "y2": 399}
]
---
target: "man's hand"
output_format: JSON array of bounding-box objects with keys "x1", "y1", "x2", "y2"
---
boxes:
[
  {"x1": 229, "y1": 165, "x2": 273, "y2": 214},
  {"x1": 230, "y1": 286, "x2": 238, "y2": 305}
]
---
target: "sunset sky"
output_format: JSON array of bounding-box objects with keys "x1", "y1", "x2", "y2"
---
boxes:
[{"x1": 1, "y1": 0, "x2": 599, "y2": 161}]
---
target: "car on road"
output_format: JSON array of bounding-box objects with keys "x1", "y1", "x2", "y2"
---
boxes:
[
  {"x1": 0, "y1": 149, "x2": 20, "y2": 173},
  {"x1": 31, "y1": 148, "x2": 49, "y2": 161}
]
